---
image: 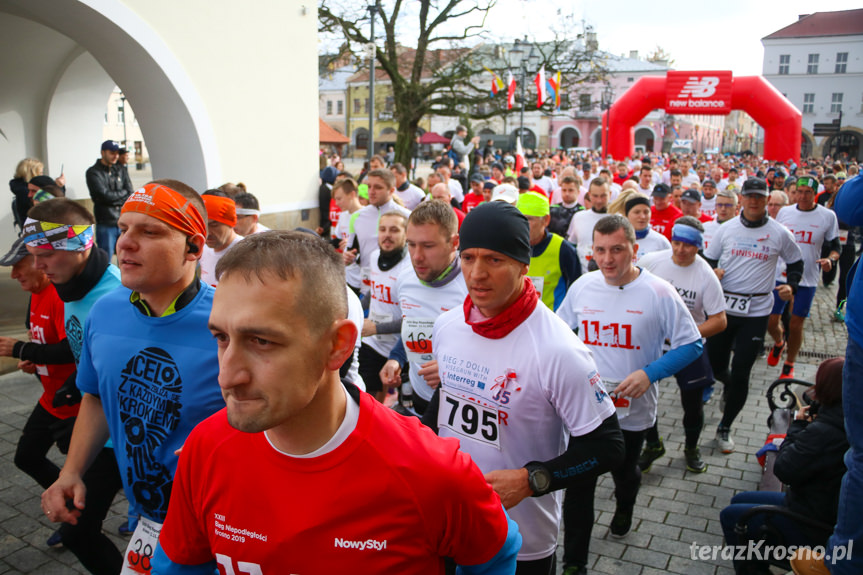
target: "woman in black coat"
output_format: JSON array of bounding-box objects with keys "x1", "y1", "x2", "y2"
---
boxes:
[{"x1": 719, "y1": 357, "x2": 848, "y2": 574}]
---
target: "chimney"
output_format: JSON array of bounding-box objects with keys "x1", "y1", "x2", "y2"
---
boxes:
[
  {"x1": 798, "y1": 14, "x2": 809, "y2": 20},
  {"x1": 630, "y1": 50, "x2": 638, "y2": 60}
]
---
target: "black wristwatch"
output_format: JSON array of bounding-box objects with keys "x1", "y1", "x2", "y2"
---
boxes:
[{"x1": 524, "y1": 461, "x2": 552, "y2": 497}]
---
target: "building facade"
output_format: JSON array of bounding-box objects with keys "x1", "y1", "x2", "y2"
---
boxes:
[{"x1": 762, "y1": 9, "x2": 863, "y2": 160}]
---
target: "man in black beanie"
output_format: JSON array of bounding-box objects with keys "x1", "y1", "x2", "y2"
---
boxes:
[{"x1": 431, "y1": 201, "x2": 624, "y2": 573}]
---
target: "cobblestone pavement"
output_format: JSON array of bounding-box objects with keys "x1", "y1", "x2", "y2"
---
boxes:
[{"x1": 0, "y1": 275, "x2": 848, "y2": 574}]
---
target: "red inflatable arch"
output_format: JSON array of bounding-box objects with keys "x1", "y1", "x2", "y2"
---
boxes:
[{"x1": 601, "y1": 72, "x2": 801, "y2": 164}]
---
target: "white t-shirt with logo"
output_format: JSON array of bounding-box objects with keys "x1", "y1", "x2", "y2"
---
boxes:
[
  {"x1": 433, "y1": 302, "x2": 615, "y2": 560},
  {"x1": 637, "y1": 250, "x2": 725, "y2": 327},
  {"x1": 703, "y1": 216, "x2": 802, "y2": 317},
  {"x1": 701, "y1": 196, "x2": 716, "y2": 218},
  {"x1": 776, "y1": 204, "x2": 840, "y2": 287},
  {"x1": 556, "y1": 269, "x2": 701, "y2": 432},
  {"x1": 394, "y1": 266, "x2": 468, "y2": 401},
  {"x1": 634, "y1": 230, "x2": 671, "y2": 261},
  {"x1": 365, "y1": 249, "x2": 412, "y2": 357},
  {"x1": 566, "y1": 209, "x2": 607, "y2": 272},
  {"x1": 396, "y1": 183, "x2": 426, "y2": 210}
]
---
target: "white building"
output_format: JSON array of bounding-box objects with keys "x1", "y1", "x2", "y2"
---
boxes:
[{"x1": 762, "y1": 9, "x2": 863, "y2": 160}]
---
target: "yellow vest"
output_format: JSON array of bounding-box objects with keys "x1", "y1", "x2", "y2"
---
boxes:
[{"x1": 528, "y1": 233, "x2": 564, "y2": 310}]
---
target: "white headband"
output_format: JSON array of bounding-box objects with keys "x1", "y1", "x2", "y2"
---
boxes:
[{"x1": 235, "y1": 208, "x2": 260, "y2": 216}]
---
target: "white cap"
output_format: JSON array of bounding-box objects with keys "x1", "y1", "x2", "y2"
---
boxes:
[{"x1": 491, "y1": 184, "x2": 518, "y2": 204}]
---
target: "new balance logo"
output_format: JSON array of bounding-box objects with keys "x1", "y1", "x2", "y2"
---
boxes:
[
  {"x1": 678, "y1": 77, "x2": 720, "y2": 98},
  {"x1": 334, "y1": 538, "x2": 388, "y2": 551}
]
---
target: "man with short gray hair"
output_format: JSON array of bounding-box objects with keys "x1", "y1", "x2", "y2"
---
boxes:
[{"x1": 450, "y1": 125, "x2": 480, "y2": 168}]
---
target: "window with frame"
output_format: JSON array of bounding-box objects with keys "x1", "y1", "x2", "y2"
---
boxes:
[
  {"x1": 117, "y1": 106, "x2": 125, "y2": 125},
  {"x1": 803, "y1": 93, "x2": 815, "y2": 114},
  {"x1": 337, "y1": 100, "x2": 344, "y2": 115},
  {"x1": 326, "y1": 100, "x2": 333, "y2": 115},
  {"x1": 831, "y1": 93, "x2": 843, "y2": 114},
  {"x1": 779, "y1": 54, "x2": 790, "y2": 75},
  {"x1": 579, "y1": 94, "x2": 592, "y2": 112},
  {"x1": 353, "y1": 99, "x2": 361, "y2": 114},
  {"x1": 807, "y1": 54, "x2": 819, "y2": 74},
  {"x1": 364, "y1": 98, "x2": 370, "y2": 113},
  {"x1": 835, "y1": 52, "x2": 848, "y2": 74},
  {"x1": 384, "y1": 96, "x2": 394, "y2": 112}
]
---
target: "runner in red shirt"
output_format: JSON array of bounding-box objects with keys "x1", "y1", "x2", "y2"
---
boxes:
[
  {"x1": 152, "y1": 231, "x2": 520, "y2": 574},
  {"x1": 650, "y1": 184, "x2": 683, "y2": 241}
]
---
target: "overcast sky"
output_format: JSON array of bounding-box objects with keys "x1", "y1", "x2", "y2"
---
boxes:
[{"x1": 483, "y1": 0, "x2": 861, "y2": 75}]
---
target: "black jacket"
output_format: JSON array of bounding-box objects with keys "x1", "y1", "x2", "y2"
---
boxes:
[
  {"x1": 774, "y1": 401, "x2": 849, "y2": 532},
  {"x1": 85, "y1": 159, "x2": 133, "y2": 225},
  {"x1": 9, "y1": 177, "x2": 30, "y2": 227}
]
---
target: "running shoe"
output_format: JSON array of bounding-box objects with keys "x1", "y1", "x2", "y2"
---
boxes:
[
  {"x1": 767, "y1": 341, "x2": 785, "y2": 367},
  {"x1": 834, "y1": 301, "x2": 846, "y2": 323},
  {"x1": 609, "y1": 506, "x2": 633, "y2": 538},
  {"x1": 716, "y1": 427, "x2": 735, "y2": 454},
  {"x1": 638, "y1": 439, "x2": 665, "y2": 472},
  {"x1": 684, "y1": 446, "x2": 708, "y2": 473},
  {"x1": 780, "y1": 363, "x2": 795, "y2": 380}
]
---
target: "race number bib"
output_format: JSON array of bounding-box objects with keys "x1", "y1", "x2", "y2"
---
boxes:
[
  {"x1": 121, "y1": 517, "x2": 161, "y2": 575},
  {"x1": 361, "y1": 267, "x2": 371, "y2": 287},
  {"x1": 401, "y1": 318, "x2": 435, "y2": 363},
  {"x1": 528, "y1": 276, "x2": 545, "y2": 299},
  {"x1": 603, "y1": 380, "x2": 630, "y2": 419},
  {"x1": 724, "y1": 293, "x2": 751, "y2": 314},
  {"x1": 839, "y1": 229, "x2": 849, "y2": 246},
  {"x1": 438, "y1": 389, "x2": 500, "y2": 449}
]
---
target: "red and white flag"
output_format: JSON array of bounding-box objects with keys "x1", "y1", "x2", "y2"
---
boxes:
[
  {"x1": 515, "y1": 136, "x2": 526, "y2": 173},
  {"x1": 507, "y1": 71, "x2": 516, "y2": 110},
  {"x1": 534, "y1": 65, "x2": 547, "y2": 108}
]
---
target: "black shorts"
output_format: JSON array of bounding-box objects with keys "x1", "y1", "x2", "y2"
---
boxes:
[
  {"x1": 358, "y1": 343, "x2": 388, "y2": 393},
  {"x1": 675, "y1": 347, "x2": 714, "y2": 390}
]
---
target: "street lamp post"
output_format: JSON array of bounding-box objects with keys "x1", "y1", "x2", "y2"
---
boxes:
[
  {"x1": 601, "y1": 84, "x2": 613, "y2": 159},
  {"x1": 508, "y1": 38, "x2": 538, "y2": 152},
  {"x1": 366, "y1": 0, "x2": 380, "y2": 161},
  {"x1": 119, "y1": 93, "x2": 127, "y2": 148}
]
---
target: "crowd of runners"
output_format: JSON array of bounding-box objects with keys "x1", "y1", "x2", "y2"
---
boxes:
[{"x1": 1, "y1": 133, "x2": 861, "y2": 574}]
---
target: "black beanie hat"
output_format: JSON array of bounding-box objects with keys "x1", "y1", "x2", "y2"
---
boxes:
[{"x1": 459, "y1": 201, "x2": 531, "y2": 265}]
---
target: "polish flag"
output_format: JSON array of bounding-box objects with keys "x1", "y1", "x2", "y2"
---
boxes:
[
  {"x1": 534, "y1": 65, "x2": 547, "y2": 108},
  {"x1": 507, "y1": 71, "x2": 516, "y2": 110},
  {"x1": 515, "y1": 136, "x2": 526, "y2": 173}
]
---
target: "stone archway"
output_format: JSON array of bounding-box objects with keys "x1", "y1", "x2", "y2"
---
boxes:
[{"x1": 634, "y1": 127, "x2": 656, "y2": 153}]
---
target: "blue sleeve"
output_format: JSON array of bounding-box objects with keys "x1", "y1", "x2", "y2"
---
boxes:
[
  {"x1": 388, "y1": 335, "x2": 408, "y2": 364},
  {"x1": 151, "y1": 544, "x2": 217, "y2": 575},
  {"x1": 558, "y1": 239, "x2": 582, "y2": 286},
  {"x1": 643, "y1": 339, "x2": 702, "y2": 383},
  {"x1": 835, "y1": 175, "x2": 863, "y2": 226},
  {"x1": 456, "y1": 506, "x2": 521, "y2": 575}
]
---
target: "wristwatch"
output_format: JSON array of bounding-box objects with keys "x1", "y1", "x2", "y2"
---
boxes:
[{"x1": 524, "y1": 462, "x2": 552, "y2": 497}]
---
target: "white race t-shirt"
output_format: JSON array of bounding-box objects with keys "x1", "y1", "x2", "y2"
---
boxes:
[
  {"x1": 634, "y1": 230, "x2": 671, "y2": 261},
  {"x1": 335, "y1": 210, "x2": 363, "y2": 289},
  {"x1": 447, "y1": 179, "x2": 465, "y2": 204},
  {"x1": 344, "y1": 286, "x2": 366, "y2": 391},
  {"x1": 703, "y1": 216, "x2": 802, "y2": 317},
  {"x1": 637, "y1": 250, "x2": 725, "y2": 327},
  {"x1": 566, "y1": 209, "x2": 607, "y2": 271},
  {"x1": 533, "y1": 176, "x2": 554, "y2": 195},
  {"x1": 557, "y1": 269, "x2": 701, "y2": 432},
  {"x1": 394, "y1": 265, "x2": 468, "y2": 401},
  {"x1": 776, "y1": 204, "x2": 840, "y2": 287},
  {"x1": 434, "y1": 302, "x2": 615, "y2": 560},
  {"x1": 199, "y1": 235, "x2": 244, "y2": 286},
  {"x1": 701, "y1": 196, "x2": 716, "y2": 218},
  {"x1": 352, "y1": 200, "x2": 411, "y2": 293},
  {"x1": 365, "y1": 249, "x2": 413, "y2": 357}
]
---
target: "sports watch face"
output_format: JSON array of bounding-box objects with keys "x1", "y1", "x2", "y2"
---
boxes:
[{"x1": 528, "y1": 466, "x2": 551, "y2": 494}]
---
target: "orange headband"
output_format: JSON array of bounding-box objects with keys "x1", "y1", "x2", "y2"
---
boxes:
[
  {"x1": 202, "y1": 195, "x2": 238, "y2": 227},
  {"x1": 122, "y1": 183, "x2": 207, "y2": 239}
]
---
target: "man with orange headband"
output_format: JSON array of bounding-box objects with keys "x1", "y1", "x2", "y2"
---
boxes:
[
  {"x1": 42, "y1": 179, "x2": 226, "y2": 575},
  {"x1": 199, "y1": 191, "x2": 243, "y2": 286}
]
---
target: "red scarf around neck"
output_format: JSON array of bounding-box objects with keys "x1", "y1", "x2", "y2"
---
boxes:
[{"x1": 463, "y1": 277, "x2": 539, "y2": 339}]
